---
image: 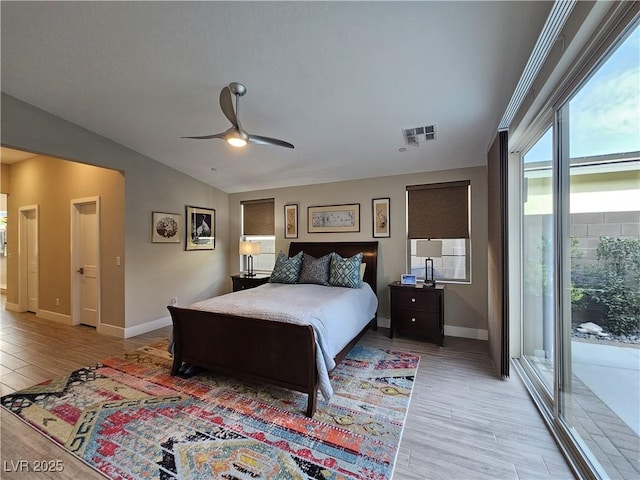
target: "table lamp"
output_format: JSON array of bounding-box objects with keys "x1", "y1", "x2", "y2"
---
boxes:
[
  {"x1": 239, "y1": 241, "x2": 261, "y2": 277},
  {"x1": 416, "y1": 240, "x2": 442, "y2": 286}
]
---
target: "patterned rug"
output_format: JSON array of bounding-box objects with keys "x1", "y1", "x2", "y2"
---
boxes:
[{"x1": 1, "y1": 342, "x2": 419, "y2": 479}]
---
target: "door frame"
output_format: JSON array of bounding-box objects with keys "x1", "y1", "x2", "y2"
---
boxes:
[
  {"x1": 18, "y1": 205, "x2": 39, "y2": 312},
  {"x1": 70, "y1": 196, "x2": 101, "y2": 327}
]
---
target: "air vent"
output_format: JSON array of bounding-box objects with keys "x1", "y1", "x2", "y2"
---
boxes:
[{"x1": 403, "y1": 125, "x2": 436, "y2": 146}]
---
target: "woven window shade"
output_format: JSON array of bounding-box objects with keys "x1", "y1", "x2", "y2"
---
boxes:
[
  {"x1": 407, "y1": 181, "x2": 470, "y2": 239},
  {"x1": 242, "y1": 199, "x2": 275, "y2": 235}
]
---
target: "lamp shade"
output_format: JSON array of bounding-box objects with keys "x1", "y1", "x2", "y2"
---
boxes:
[
  {"x1": 239, "y1": 241, "x2": 261, "y2": 256},
  {"x1": 416, "y1": 240, "x2": 442, "y2": 258}
]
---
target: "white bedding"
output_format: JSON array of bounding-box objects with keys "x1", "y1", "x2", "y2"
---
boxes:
[{"x1": 188, "y1": 282, "x2": 378, "y2": 400}]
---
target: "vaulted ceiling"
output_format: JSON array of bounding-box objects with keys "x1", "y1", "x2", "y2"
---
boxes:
[{"x1": 0, "y1": 1, "x2": 552, "y2": 193}]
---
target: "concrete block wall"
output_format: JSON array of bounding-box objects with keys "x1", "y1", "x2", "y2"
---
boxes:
[{"x1": 571, "y1": 211, "x2": 640, "y2": 265}]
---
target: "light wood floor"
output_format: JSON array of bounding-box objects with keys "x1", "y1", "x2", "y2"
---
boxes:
[{"x1": 0, "y1": 303, "x2": 575, "y2": 479}]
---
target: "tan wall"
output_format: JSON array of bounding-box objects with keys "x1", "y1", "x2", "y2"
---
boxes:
[
  {"x1": 1, "y1": 94, "x2": 230, "y2": 334},
  {"x1": 229, "y1": 165, "x2": 489, "y2": 335},
  {"x1": 5, "y1": 156, "x2": 125, "y2": 325},
  {"x1": 1, "y1": 164, "x2": 11, "y2": 193}
]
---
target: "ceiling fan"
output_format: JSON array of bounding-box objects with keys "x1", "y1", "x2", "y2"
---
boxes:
[{"x1": 182, "y1": 82, "x2": 294, "y2": 149}]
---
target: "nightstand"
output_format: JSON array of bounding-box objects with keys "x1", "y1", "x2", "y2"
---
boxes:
[
  {"x1": 388, "y1": 282, "x2": 444, "y2": 345},
  {"x1": 231, "y1": 273, "x2": 270, "y2": 292}
]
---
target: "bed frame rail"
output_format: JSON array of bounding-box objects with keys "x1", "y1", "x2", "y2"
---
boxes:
[{"x1": 168, "y1": 306, "x2": 319, "y2": 416}]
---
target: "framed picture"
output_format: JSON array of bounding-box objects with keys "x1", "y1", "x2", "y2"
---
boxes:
[
  {"x1": 284, "y1": 204, "x2": 298, "y2": 239},
  {"x1": 308, "y1": 203, "x2": 360, "y2": 233},
  {"x1": 186, "y1": 205, "x2": 215, "y2": 250},
  {"x1": 372, "y1": 197, "x2": 391, "y2": 237},
  {"x1": 151, "y1": 212, "x2": 181, "y2": 243}
]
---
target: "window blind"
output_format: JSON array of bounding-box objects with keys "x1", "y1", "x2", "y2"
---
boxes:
[
  {"x1": 407, "y1": 181, "x2": 470, "y2": 239},
  {"x1": 242, "y1": 198, "x2": 275, "y2": 235}
]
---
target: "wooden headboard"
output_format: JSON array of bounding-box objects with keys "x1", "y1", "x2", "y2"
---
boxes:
[{"x1": 288, "y1": 241, "x2": 378, "y2": 294}]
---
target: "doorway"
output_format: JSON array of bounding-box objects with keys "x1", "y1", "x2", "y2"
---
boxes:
[
  {"x1": 18, "y1": 205, "x2": 39, "y2": 313},
  {"x1": 71, "y1": 197, "x2": 100, "y2": 327},
  {"x1": 1, "y1": 194, "x2": 7, "y2": 293}
]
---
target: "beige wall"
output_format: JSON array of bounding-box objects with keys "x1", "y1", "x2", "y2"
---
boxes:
[
  {"x1": 1, "y1": 94, "x2": 229, "y2": 335},
  {"x1": 229, "y1": 165, "x2": 489, "y2": 336},
  {"x1": 1, "y1": 164, "x2": 10, "y2": 193},
  {"x1": 5, "y1": 156, "x2": 125, "y2": 326},
  {"x1": 2, "y1": 93, "x2": 488, "y2": 338}
]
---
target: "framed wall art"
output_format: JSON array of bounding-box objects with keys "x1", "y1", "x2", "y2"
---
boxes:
[
  {"x1": 308, "y1": 203, "x2": 360, "y2": 233},
  {"x1": 186, "y1": 205, "x2": 215, "y2": 250},
  {"x1": 151, "y1": 212, "x2": 181, "y2": 243},
  {"x1": 284, "y1": 204, "x2": 298, "y2": 239},
  {"x1": 372, "y1": 197, "x2": 391, "y2": 238}
]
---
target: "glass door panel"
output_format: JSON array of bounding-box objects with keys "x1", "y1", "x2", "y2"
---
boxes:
[
  {"x1": 559, "y1": 23, "x2": 640, "y2": 478},
  {"x1": 522, "y1": 128, "x2": 555, "y2": 394}
]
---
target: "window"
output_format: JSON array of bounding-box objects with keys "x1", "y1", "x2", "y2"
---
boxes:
[
  {"x1": 406, "y1": 181, "x2": 471, "y2": 282},
  {"x1": 240, "y1": 199, "x2": 275, "y2": 273},
  {"x1": 409, "y1": 238, "x2": 470, "y2": 282},
  {"x1": 515, "y1": 19, "x2": 639, "y2": 480}
]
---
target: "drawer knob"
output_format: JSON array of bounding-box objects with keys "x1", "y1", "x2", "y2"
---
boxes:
[
  {"x1": 411, "y1": 317, "x2": 416, "y2": 322},
  {"x1": 411, "y1": 298, "x2": 416, "y2": 303}
]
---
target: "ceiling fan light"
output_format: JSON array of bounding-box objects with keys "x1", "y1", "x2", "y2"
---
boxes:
[{"x1": 227, "y1": 136, "x2": 247, "y2": 147}]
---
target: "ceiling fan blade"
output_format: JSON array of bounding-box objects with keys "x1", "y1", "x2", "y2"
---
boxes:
[
  {"x1": 248, "y1": 134, "x2": 294, "y2": 149},
  {"x1": 181, "y1": 132, "x2": 226, "y2": 140},
  {"x1": 219, "y1": 86, "x2": 238, "y2": 128}
]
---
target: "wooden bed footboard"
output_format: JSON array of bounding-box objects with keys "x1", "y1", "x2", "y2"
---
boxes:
[
  {"x1": 167, "y1": 240, "x2": 379, "y2": 418},
  {"x1": 167, "y1": 306, "x2": 319, "y2": 416}
]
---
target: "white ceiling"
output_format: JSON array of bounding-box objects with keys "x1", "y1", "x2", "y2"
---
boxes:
[{"x1": 0, "y1": 1, "x2": 552, "y2": 193}]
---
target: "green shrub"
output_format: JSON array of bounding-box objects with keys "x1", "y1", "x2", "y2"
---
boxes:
[{"x1": 573, "y1": 237, "x2": 640, "y2": 336}]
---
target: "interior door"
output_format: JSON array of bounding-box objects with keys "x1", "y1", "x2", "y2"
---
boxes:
[
  {"x1": 18, "y1": 206, "x2": 39, "y2": 313},
  {"x1": 25, "y1": 208, "x2": 38, "y2": 312},
  {"x1": 75, "y1": 201, "x2": 99, "y2": 327}
]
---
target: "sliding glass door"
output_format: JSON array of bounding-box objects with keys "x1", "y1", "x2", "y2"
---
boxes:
[
  {"x1": 557, "y1": 23, "x2": 640, "y2": 477},
  {"x1": 517, "y1": 20, "x2": 639, "y2": 479},
  {"x1": 522, "y1": 128, "x2": 555, "y2": 396}
]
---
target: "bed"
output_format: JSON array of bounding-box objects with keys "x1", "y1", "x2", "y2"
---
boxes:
[{"x1": 167, "y1": 241, "x2": 378, "y2": 417}]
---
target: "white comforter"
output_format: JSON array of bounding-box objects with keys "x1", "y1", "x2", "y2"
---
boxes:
[{"x1": 188, "y1": 282, "x2": 378, "y2": 400}]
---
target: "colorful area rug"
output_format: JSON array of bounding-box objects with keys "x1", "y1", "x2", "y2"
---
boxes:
[{"x1": 1, "y1": 342, "x2": 419, "y2": 479}]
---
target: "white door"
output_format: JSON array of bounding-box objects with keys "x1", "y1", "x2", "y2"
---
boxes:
[
  {"x1": 19, "y1": 207, "x2": 39, "y2": 313},
  {"x1": 26, "y1": 209, "x2": 38, "y2": 312},
  {"x1": 73, "y1": 199, "x2": 100, "y2": 327}
]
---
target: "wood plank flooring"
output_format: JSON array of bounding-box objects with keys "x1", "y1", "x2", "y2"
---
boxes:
[{"x1": 0, "y1": 302, "x2": 575, "y2": 479}]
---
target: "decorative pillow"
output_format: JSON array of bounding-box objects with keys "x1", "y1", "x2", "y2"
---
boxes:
[
  {"x1": 298, "y1": 253, "x2": 332, "y2": 285},
  {"x1": 329, "y1": 252, "x2": 363, "y2": 288},
  {"x1": 360, "y1": 262, "x2": 366, "y2": 281},
  {"x1": 269, "y1": 251, "x2": 303, "y2": 284}
]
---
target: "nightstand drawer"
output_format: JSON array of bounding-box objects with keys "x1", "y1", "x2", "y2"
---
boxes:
[
  {"x1": 393, "y1": 308, "x2": 439, "y2": 334},
  {"x1": 388, "y1": 281, "x2": 444, "y2": 345},
  {"x1": 392, "y1": 288, "x2": 439, "y2": 312}
]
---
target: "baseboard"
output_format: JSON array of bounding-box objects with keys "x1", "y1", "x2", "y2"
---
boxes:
[
  {"x1": 444, "y1": 325, "x2": 489, "y2": 341},
  {"x1": 378, "y1": 316, "x2": 391, "y2": 328},
  {"x1": 379, "y1": 317, "x2": 488, "y2": 340},
  {"x1": 5, "y1": 302, "x2": 21, "y2": 312},
  {"x1": 37, "y1": 309, "x2": 73, "y2": 325},
  {"x1": 97, "y1": 323, "x2": 125, "y2": 338},
  {"x1": 124, "y1": 316, "x2": 172, "y2": 339}
]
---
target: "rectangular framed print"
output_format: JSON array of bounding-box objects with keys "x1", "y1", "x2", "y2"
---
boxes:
[
  {"x1": 151, "y1": 212, "x2": 181, "y2": 243},
  {"x1": 372, "y1": 197, "x2": 390, "y2": 237},
  {"x1": 186, "y1": 205, "x2": 215, "y2": 250},
  {"x1": 308, "y1": 204, "x2": 360, "y2": 233},
  {"x1": 284, "y1": 204, "x2": 298, "y2": 239}
]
